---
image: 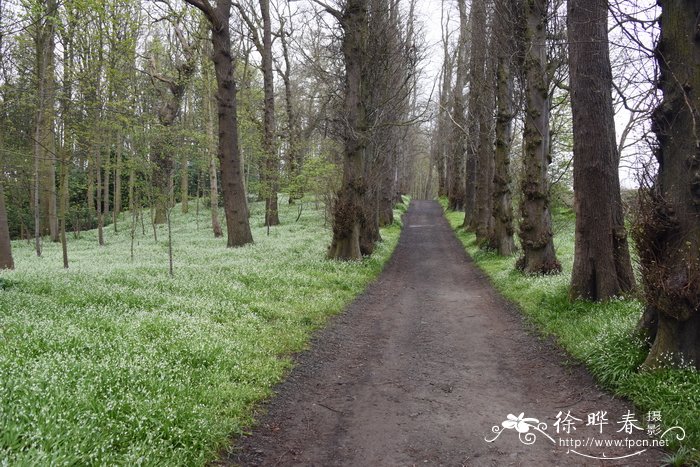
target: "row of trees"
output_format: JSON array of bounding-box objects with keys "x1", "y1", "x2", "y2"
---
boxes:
[{"x1": 432, "y1": 0, "x2": 700, "y2": 369}]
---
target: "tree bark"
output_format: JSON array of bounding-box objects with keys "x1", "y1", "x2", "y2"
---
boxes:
[
  {"x1": 328, "y1": 0, "x2": 369, "y2": 260},
  {"x1": 568, "y1": 0, "x2": 635, "y2": 300},
  {"x1": 635, "y1": 0, "x2": 700, "y2": 369},
  {"x1": 185, "y1": 0, "x2": 253, "y2": 247},
  {"x1": 491, "y1": 0, "x2": 518, "y2": 256},
  {"x1": 516, "y1": 0, "x2": 561, "y2": 274},
  {"x1": 0, "y1": 183, "x2": 14, "y2": 270}
]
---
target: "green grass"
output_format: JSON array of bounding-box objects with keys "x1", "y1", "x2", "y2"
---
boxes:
[
  {"x1": 443, "y1": 201, "x2": 700, "y2": 461},
  {"x1": 0, "y1": 198, "x2": 402, "y2": 466}
]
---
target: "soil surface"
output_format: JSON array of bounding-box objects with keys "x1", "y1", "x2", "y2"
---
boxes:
[{"x1": 222, "y1": 200, "x2": 665, "y2": 466}]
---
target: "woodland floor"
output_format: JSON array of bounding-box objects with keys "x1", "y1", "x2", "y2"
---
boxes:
[{"x1": 222, "y1": 200, "x2": 665, "y2": 467}]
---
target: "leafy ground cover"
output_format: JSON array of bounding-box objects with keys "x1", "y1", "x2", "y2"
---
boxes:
[
  {"x1": 0, "y1": 199, "x2": 401, "y2": 466},
  {"x1": 443, "y1": 202, "x2": 700, "y2": 464}
]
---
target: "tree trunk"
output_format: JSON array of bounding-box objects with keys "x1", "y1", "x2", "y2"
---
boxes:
[
  {"x1": 204, "y1": 58, "x2": 223, "y2": 238},
  {"x1": 186, "y1": 0, "x2": 253, "y2": 247},
  {"x1": 0, "y1": 183, "x2": 14, "y2": 270},
  {"x1": 491, "y1": 0, "x2": 518, "y2": 256},
  {"x1": 635, "y1": 0, "x2": 700, "y2": 369},
  {"x1": 448, "y1": 0, "x2": 468, "y2": 212},
  {"x1": 278, "y1": 15, "x2": 302, "y2": 204},
  {"x1": 568, "y1": 0, "x2": 635, "y2": 300},
  {"x1": 328, "y1": 0, "x2": 369, "y2": 260},
  {"x1": 260, "y1": 0, "x2": 280, "y2": 227},
  {"x1": 436, "y1": 22, "x2": 452, "y2": 199},
  {"x1": 103, "y1": 150, "x2": 111, "y2": 218},
  {"x1": 96, "y1": 146, "x2": 104, "y2": 246},
  {"x1": 516, "y1": 0, "x2": 561, "y2": 274},
  {"x1": 180, "y1": 152, "x2": 189, "y2": 214},
  {"x1": 114, "y1": 138, "x2": 122, "y2": 230},
  {"x1": 474, "y1": 1, "x2": 496, "y2": 245}
]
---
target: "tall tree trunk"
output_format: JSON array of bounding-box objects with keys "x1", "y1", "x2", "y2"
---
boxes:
[
  {"x1": 185, "y1": 0, "x2": 253, "y2": 247},
  {"x1": 204, "y1": 58, "x2": 223, "y2": 238},
  {"x1": 33, "y1": 0, "x2": 59, "y2": 251},
  {"x1": 491, "y1": 0, "x2": 518, "y2": 256},
  {"x1": 635, "y1": 0, "x2": 700, "y2": 369},
  {"x1": 278, "y1": 14, "x2": 302, "y2": 204},
  {"x1": 448, "y1": 0, "x2": 468, "y2": 212},
  {"x1": 516, "y1": 0, "x2": 561, "y2": 274},
  {"x1": 0, "y1": 183, "x2": 13, "y2": 270},
  {"x1": 260, "y1": 0, "x2": 280, "y2": 227},
  {"x1": 41, "y1": 0, "x2": 59, "y2": 243},
  {"x1": 33, "y1": 119, "x2": 42, "y2": 256},
  {"x1": 328, "y1": 0, "x2": 369, "y2": 260},
  {"x1": 568, "y1": 0, "x2": 635, "y2": 300},
  {"x1": 474, "y1": 1, "x2": 496, "y2": 245},
  {"x1": 463, "y1": 0, "x2": 482, "y2": 228},
  {"x1": 436, "y1": 18, "x2": 452, "y2": 199}
]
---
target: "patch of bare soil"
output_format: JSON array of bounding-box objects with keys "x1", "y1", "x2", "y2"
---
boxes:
[{"x1": 219, "y1": 200, "x2": 665, "y2": 466}]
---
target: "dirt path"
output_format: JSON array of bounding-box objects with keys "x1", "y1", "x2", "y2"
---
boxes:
[{"x1": 224, "y1": 201, "x2": 665, "y2": 466}]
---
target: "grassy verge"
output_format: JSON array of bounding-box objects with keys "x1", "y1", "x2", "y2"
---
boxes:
[
  {"x1": 442, "y1": 200, "x2": 700, "y2": 463},
  {"x1": 0, "y1": 198, "x2": 402, "y2": 465}
]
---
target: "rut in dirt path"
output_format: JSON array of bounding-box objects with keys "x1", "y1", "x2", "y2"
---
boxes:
[{"x1": 225, "y1": 200, "x2": 664, "y2": 467}]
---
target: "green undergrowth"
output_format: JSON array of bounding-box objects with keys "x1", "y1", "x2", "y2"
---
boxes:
[
  {"x1": 442, "y1": 199, "x2": 700, "y2": 462},
  {"x1": 0, "y1": 197, "x2": 402, "y2": 466}
]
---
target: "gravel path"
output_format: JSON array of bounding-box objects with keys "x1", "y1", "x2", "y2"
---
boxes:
[{"x1": 222, "y1": 200, "x2": 665, "y2": 466}]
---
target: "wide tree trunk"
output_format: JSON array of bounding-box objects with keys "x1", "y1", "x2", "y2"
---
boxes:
[
  {"x1": 491, "y1": 0, "x2": 518, "y2": 256},
  {"x1": 328, "y1": 0, "x2": 369, "y2": 260},
  {"x1": 0, "y1": 183, "x2": 14, "y2": 270},
  {"x1": 635, "y1": 0, "x2": 700, "y2": 369},
  {"x1": 568, "y1": 0, "x2": 635, "y2": 300},
  {"x1": 516, "y1": 0, "x2": 561, "y2": 274}
]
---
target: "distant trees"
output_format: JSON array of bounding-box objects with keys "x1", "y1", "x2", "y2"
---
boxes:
[{"x1": 635, "y1": 0, "x2": 700, "y2": 369}]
